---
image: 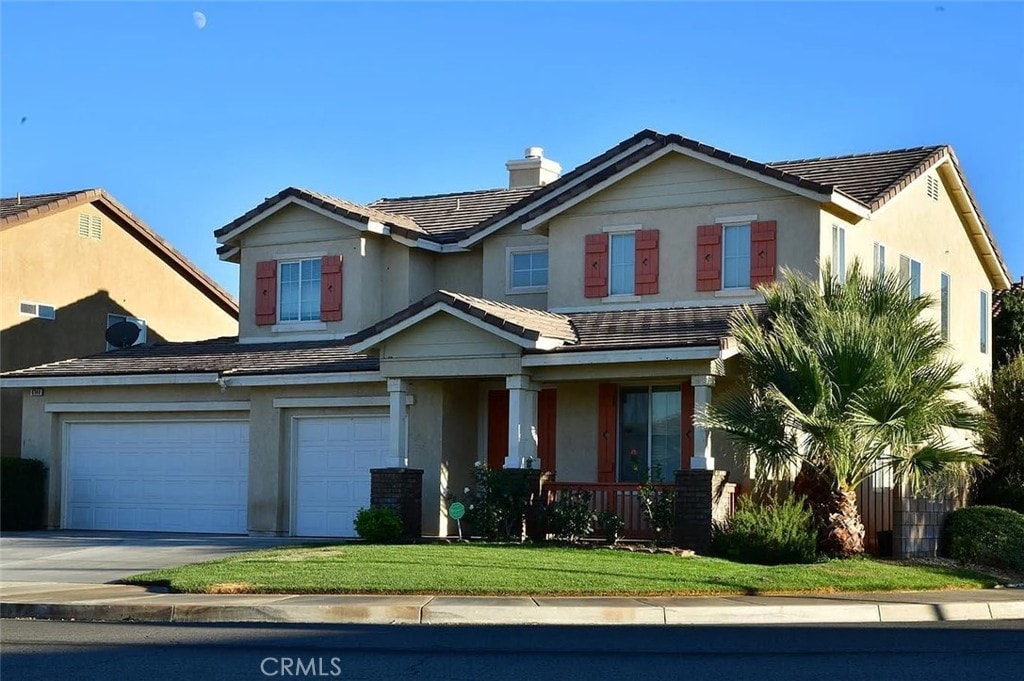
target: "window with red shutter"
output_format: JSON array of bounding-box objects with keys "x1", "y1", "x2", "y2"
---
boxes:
[
  {"x1": 696, "y1": 224, "x2": 723, "y2": 291},
  {"x1": 750, "y1": 220, "x2": 777, "y2": 287},
  {"x1": 320, "y1": 255, "x2": 343, "y2": 321},
  {"x1": 634, "y1": 229, "x2": 660, "y2": 295},
  {"x1": 584, "y1": 233, "x2": 609, "y2": 298},
  {"x1": 255, "y1": 260, "x2": 277, "y2": 326}
]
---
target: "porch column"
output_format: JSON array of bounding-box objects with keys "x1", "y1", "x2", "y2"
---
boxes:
[
  {"x1": 690, "y1": 375, "x2": 716, "y2": 470},
  {"x1": 387, "y1": 378, "x2": 409, "y2": 467},
  {"x1": 505, "y1": 374, "x2": 539, "y2": 469}
]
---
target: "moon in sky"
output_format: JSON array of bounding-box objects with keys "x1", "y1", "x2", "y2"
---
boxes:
[{"x1": 193, "y1": 11, "x2": 207, "y2": 29}]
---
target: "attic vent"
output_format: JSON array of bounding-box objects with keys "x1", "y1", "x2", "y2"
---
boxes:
[
  {"x1": 926, "y1": 175, "x2": 940, "y2": 201},
  {"x1": 79, "y1": 214, "x2": 102, "y2": 239}
]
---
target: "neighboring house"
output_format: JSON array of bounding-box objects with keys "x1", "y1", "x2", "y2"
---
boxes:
[
  {"x1": 2, "y1": 132, "x2": 1010, "y2": 554},
  {"x1": 0, "y1": 189, "x2": 239, "y2": 456}
]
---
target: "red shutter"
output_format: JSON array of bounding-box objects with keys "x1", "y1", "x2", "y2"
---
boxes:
[
  {"x1": 584, "y1": 233, "x2": 609, "y2": 298},
  {"x1": 538, "y1": 388, "x2": 557, "y2": 472},
  {"x1": 597, "y1": 383, "x2": 617, "y2": 482},
  {"x1": 255, "y1": 260, "x2": 277, "y2": 326},
  {"x1": 320, "y1": 255, "x2": 343, "y2": 321},
  {"x1": 750, "y1": 220, "x2": 777, "y2": 287},
  {"x1": 681, "y1": 383, "x2": 695, "y2": 471},
  {"x1": 696, "y1": 224, "x2": 722, "y2": 291},
  {"x1": 487, "y1": 390, "x2": 510, "y2": 469},
  {"x1": 634, "y1": 229, "x2": 660, "y2": 295}
]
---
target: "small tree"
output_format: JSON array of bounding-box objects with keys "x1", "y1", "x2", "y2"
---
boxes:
[
  {"x1": 972, "y1": 353, "x2": 1024, "y2": 512},
  {"x1": 993, "y1": 282, "x2": 1024, "y2": 368},
  {"x1": 699, "y1": 260, "x2": 983, "y2": 557}
]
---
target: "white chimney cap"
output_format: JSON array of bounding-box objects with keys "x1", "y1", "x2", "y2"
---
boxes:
[{"x1": 524, "y1": 146, "x2": 544, "y2": 159}]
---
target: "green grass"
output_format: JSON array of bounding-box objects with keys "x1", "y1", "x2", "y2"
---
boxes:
[{"x1": 123, "y1": 543, "x2": 1001, "y2": 596}]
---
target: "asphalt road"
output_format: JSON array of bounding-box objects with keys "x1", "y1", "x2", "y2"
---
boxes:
[{"x1": 2, "y1": 620, "x2": 1023, "y2": 680}]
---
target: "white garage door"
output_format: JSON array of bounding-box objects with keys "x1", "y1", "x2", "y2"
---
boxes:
[
  {"x1": 295, "y1": 416, "x2": 389, "y2": 537},
  {"x1": 66, "y1": 421, "x2": 248, "y2": 534}
]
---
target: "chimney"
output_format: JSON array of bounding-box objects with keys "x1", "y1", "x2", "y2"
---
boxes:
[{"x1": 505, "y1": 146, "x2": 561, "y2": 189}]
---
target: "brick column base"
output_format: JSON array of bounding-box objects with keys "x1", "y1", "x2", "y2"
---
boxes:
[
  {"x1": 370, "y1": 468, "x2": 424, "y2": 539},
  {"x1": 673, "y1": 469, "x2": 730, "y2": 553}
]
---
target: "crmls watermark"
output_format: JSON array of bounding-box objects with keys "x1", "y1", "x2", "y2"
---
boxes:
[{"x1": 260, "y1": 657, "x2": 342, "y2": 677}]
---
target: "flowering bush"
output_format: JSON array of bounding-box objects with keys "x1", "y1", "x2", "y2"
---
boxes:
[
  {"x1": 451, "y1": 462, "x2": 535, "y2": 541},
  {"x1": 547, "y1": 489, "x2": 597, "y2": 543}
]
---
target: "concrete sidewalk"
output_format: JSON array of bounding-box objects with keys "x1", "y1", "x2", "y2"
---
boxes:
[{"x1": 2, "y1": 582, "x2": 1022, "y2": 625}]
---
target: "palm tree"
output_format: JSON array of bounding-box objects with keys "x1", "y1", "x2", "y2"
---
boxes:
[{"x1": 700, "y1": 260, "x2": 983, "y2": 557}]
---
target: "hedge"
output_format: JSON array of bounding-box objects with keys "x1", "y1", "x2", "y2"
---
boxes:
[{"x1": 942, "y1": 505, "x2": 1024, "y2": 572}]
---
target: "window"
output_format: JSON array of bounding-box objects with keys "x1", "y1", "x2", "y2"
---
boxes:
[
  {"x1": 508, "y1": 248, "x2": 548, "y2": 292},
  {"x1": 19, "y1": 302, "x2": 55, "y2": 320},
  {"x1": 722, "y1": 223, "x2": 751, "y2": 289},
  {"x1": 980, "y1": 290, "x2": 989, "y2": 353},
  {"x1": 899, "y1": 255, "x2": 922, "y2": 298},
  {"x1": 618, "y1": 386, "x2": 681, "y2": 483},
  {"x1": 608, "y1": 232, "x2": 635, "y2": 295},
  {"x1": 873, "y1": 242, "x2": 886, "y2": 276},
  {"x1": 832, "y1": 225, "x2": 846, "y2": 282},
  {"x1": 279, "y1": 258, "x2": 321, "y2": 322},
  {"x1": 940, "y1": 273, "x2": 951, "y2": 341},
  {"x1": 105, "y1": 314, "x2": 147, "y2": 350},
  {"x1": 78, "y1": 213, "x2": 101, "y2": 239}
]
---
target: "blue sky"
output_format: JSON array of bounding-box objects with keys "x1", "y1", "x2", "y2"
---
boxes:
[{"x1": 3, "y1": 1, "x2": 1022, "y2": 296}]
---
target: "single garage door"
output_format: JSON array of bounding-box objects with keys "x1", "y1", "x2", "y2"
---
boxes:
[
  {"x1": 295, "y1": 415, "x2": 388, "y2": 537},
  {"x1": 66, "y1": 421, "x2": 248, "y2": 534}
]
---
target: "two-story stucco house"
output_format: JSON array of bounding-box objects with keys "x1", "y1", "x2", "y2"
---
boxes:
[
  {"x1": 2, "y1": 131, "x2": 1010, "y2": 551},
  {"x1": 0, "y1": 189, "x2": 239, "y2": 458}
]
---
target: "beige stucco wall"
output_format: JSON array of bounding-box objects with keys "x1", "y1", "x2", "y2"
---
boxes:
[
  {"x1": 0, "y1": 202, "x2": 238, "y2": 456},
  {"x1": 821, "y1": 164, "x2": 995, "y2": 391},
  {"x1": 434, "y1": 251, "x2": 482, "y2": 297},
  {"x1": 379, "y1": 313, "x2": 524, "y2": 378},
  {"x1": 543, "y1": 153, "x2": 822, "y2": 309}
]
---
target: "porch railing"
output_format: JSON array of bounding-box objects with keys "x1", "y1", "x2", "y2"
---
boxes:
[{"x1": 544, "y1": 482, "x2": 676, "y2": 540}]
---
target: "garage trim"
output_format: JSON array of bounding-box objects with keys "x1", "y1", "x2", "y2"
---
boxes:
[
  {"x1": 47, "y1": 402, "x2": 250, "y2": 413},
  {"x1": 61, "y1": 417, "x2": 250, "y2": 532},
  {"x1": 289, "y1": 412, "x2": 389, "y2": 537}
]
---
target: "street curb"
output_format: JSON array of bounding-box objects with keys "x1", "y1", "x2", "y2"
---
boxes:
[{"x1": 3, "y1": 597, "x2": 1024, "y2": 626}]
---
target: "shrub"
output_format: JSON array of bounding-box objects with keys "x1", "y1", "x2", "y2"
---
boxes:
[
  {"x1": 711, "y1": 495, "x2": 818, "y2": 565},
  {"x1": 942, "y1": 505, "x2": 1024, "y2": 572},
  {"x1": 633, "y1": 460, "x2": 675, "y2": 544},
  {"x1": 973, "y1": 354, "x2": 1024, "y2": 512},
  {"x1": 547, "y1": 489, "x2": 596, "y2": 543},
  {"x1": 1, "y1": 457, "x2": 47, "y2": 531},
  {"x1": 596, "y1": 510, "x2": 625, "y2": 544},
  {"x1": 353, "y1": 506, "x2": 404, "y2": 543},
  {"x1": 457, "y1": 463, "x2": 536, "y2": 541}
]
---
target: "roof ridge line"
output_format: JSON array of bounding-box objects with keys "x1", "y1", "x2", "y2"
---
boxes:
[
  {"x1": 768, "y1": 144, "x2": 946, "y2": 166},
  {"x1": 371, "y1": 186, "x2": 534, "y2": 204}
]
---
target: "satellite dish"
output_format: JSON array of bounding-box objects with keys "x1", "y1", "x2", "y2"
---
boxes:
[{"x1": 105, "y1": 320, "x2": 141, "y2": 349}]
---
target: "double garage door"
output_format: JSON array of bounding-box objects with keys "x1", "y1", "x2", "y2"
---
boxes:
[{"x1": 65, "y1": 416, "x2": 388, "y2": 536}]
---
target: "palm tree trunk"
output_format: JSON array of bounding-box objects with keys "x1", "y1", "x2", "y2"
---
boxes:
[{"x1": 793, "y1": 467, "x2": 865, "y2": 557}]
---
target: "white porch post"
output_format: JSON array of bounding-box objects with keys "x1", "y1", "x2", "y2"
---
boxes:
[
  {"x1": 387, "y1": 378, "x2": 409, "y2": 467},
  {"x1": 690, "y1": 375, "x2": 716, "y2": 470},
  {"x1": 505, "y1": 374, "x2": 539, "y2": 469}
]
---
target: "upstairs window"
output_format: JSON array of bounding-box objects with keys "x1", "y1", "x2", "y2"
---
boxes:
[
  {"x1": 873, "y1": 242, "x2": 886, "y2": 276},
  {"x1": 608, "y1": 232, "x2": 635, "y2": 296},
  {"x1": 508, "y1": 248, "x2": 548, "y2": 293},
  {"x1": 20, "y1": 302, "x2": 56, "y2": 320},
  {"x1": 279, "y1": 258, "x2": 322, "y2": 322},
  {"x1": 940, "y1": 273, "x2": 951, "y2": 341},
  {"x1": 900, "y1": 255, "x2": 922, "y2": 299},
  {"x1": 106, "y1": 314, "x2": 147, "y2": 350},
  {"x1": 832, "y1": 225, "x2": 847, "y2": 282},
  {"x1": 721, "y1": 223, "x2": 751, "y2": 289},
  {"x1": 980, "y1": 290, "x2": 989, "y2": 353}
]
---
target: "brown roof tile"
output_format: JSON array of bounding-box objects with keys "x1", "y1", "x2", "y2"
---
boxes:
[
  {"x1": 0, "y1": 190, "x2": 94, "y2": 220},
  {"x1": 1, "y1": 337, "x2": 377, "y2": 379},
  {"x1": 369, "y1": 187, "x2": 539, "y2": 243},
  {"x1": 562, "y1": 305, "x2": 752, "y2": 352}
]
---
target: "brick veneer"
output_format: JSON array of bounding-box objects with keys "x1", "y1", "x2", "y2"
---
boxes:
[
  {"x1": 370, "y1": 468, "x2": 423, "y2": 539},
  {"x1": 673, "y1": 469, "x2": 731, "y2": 552}
]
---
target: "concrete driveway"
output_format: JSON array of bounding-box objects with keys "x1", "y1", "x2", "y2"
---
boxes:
[{"x1": 0, "y1": 531, "x2": 308, "y2": 584}]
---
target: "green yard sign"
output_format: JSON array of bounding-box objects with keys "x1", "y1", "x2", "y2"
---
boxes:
[{"x1": 449, "y1": 502, "x2": 465, "y2": 520}]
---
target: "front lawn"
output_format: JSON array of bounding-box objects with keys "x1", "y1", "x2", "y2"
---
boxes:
[{"x1": 124, "y1": 544, "x2": 1000, "y2": 596}]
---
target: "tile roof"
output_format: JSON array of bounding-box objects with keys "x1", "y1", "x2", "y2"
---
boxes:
[
  {"x1": 768, "y1": 146, "x2": 947, "y2": 209},
  {"x1": 562, "y1": 304, "x2": 754, "y2": 352},
  {"x1": 0, "y1": 190, "x2": 93, "y2": 220},
  {"x1": 2, "y1": 189, "x2": 239, "y2": 318},
  {"x1": 1, "y1": 337, "x2": 378, "y2": 379},
  {"x1": 368, "y1": 187, "x2": 539, "y2": 243},
  {"x1": 348, "y1": 290, "x2": 577, "y2": 346}
]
